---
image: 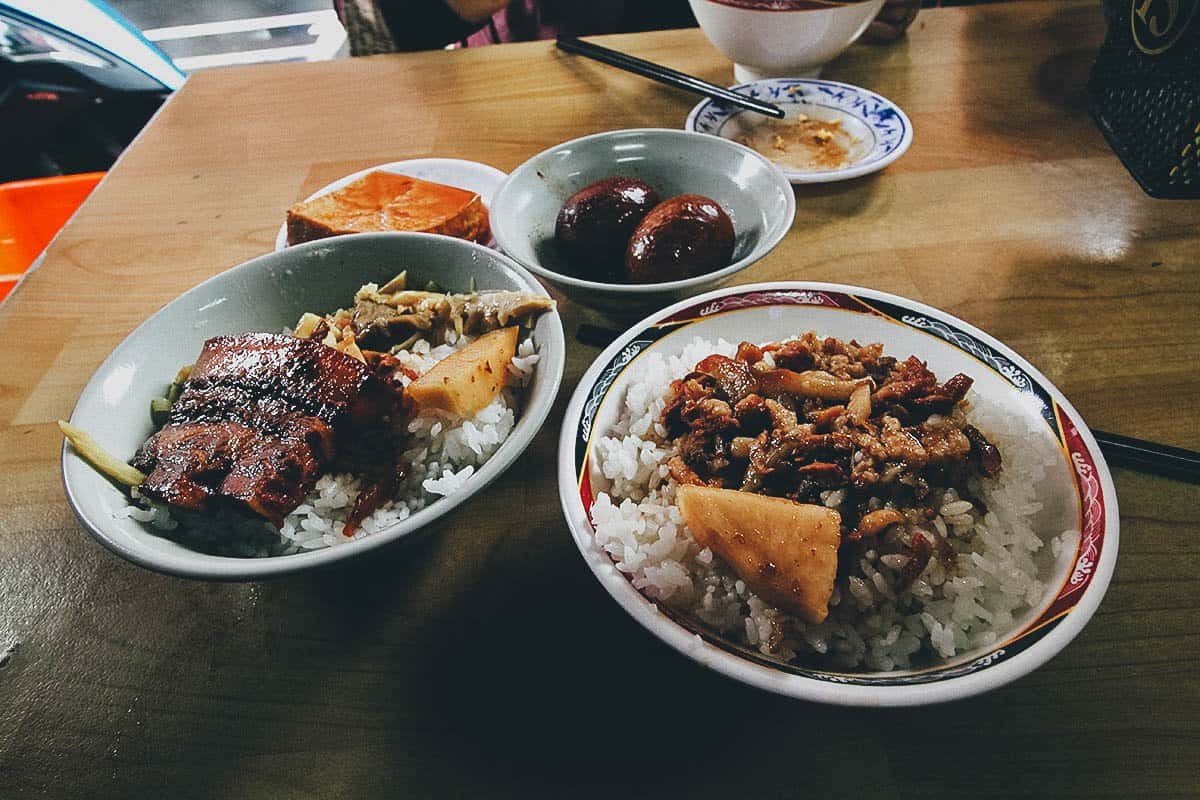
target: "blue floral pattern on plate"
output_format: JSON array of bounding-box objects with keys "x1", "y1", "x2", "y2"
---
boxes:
[{"x1": 685, "y1": 78, "x2": 913, "y2": 183}]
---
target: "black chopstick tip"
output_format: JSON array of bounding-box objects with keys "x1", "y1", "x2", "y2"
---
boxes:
[
  {"x1": 555, "y1": 34, "x2": 785, "y2": 119},
  {"x1": 1092, "y1": 429, "x2": 1200, "y2": 485}
]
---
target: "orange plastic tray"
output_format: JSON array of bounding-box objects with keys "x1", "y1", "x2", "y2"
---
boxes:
[{"x1": 0, "y1": 172, "x2": 104, "y2": 301}]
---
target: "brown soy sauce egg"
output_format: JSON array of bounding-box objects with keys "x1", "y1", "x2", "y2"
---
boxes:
[
  {"x1": 624, "y1": 194, "x2": 735, "y2": 283},
  {"x1": 554, "y1": 177, "x2": 660, "y2": 277}
]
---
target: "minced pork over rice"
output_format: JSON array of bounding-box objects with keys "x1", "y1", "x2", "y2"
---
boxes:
[
  {"x1": 118, "y1": 331, "x2": 539, "y2": 557},
  {"x1": 589, "y1": 336, "x2": 1073, "y2": 671}
]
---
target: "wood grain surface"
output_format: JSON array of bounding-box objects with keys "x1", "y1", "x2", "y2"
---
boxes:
[{"x1": 1, "y1": 2, "x2": 1198, "y2": 797}]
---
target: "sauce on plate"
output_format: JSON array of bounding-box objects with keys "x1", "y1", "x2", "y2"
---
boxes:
[{"x1": 736, "y1": 114, "x2": 854, "y2": 172}]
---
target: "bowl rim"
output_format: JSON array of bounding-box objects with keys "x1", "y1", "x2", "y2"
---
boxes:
[
  {"x1": 489, "y1": 127, "x2": 797, "y2": 294},
  {"x1": 684, "y1": 77, "x2": 914, "y2": 184},
  {"x1": 62, "y1": 232, "x2": 566, "y2": 581},
  {"x1": 557, "y1": 280, "x2": 1119, "y2": 706}
]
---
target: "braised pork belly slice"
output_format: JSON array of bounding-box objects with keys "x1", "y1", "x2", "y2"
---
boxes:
[
  {"x1": 184, "y1": 332, "x2": 396, "y2": 430},
  {"x1": 132, "y1": 333, "x2": 404, "y2": 527},
  {"x1": 132, "y1": 421, "x2": 326, "y2": 526},
  {"x1": 165, "y1": 386, "x2": 338, "y2": 461}
]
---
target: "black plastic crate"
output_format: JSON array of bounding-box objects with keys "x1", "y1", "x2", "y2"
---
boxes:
[{"x1": 1088, "y1": 0, "x2": 1199, "y2": 199}]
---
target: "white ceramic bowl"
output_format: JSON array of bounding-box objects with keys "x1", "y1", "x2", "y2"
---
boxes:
[
  {"x1": 688, "y1": 0, "x2": 885, "y2": 81},
  {"x1": 490, "y1": 129, "x2": 795, "y2": 315},
  {"x1": 62, "y1": 233, "x2": 564, "y2": 581},
  {"x1": 558, "y1": 282, "x2": 1118, "y2": 705}
]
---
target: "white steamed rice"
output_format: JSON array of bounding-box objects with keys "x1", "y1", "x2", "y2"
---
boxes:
[
  {"x1": 116, "y1": 330, "x2": 540, "y2": 557},
  {"x1": 588, "y1": 336, "x2": 1076, "y2": 671}
]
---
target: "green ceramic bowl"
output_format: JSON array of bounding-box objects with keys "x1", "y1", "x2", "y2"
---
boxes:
[{"x1": 490, "y1": 129, "x2": 796, "y2": 314}]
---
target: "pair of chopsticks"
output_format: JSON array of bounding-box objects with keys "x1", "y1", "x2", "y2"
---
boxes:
[{"x1": 556, "y1": 35, "x2": 785, "y2": 119}]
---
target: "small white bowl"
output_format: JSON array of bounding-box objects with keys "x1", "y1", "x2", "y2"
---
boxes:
[
  {"x1": 63, "y1": 233, "x2": 564, "y2": 581},
  {"x1": 274, "y1": 158, "x2": 507, "y2": 251},
  {"x1": 686, "y1": 78, "x2": 913, "y2": 183},
  {"x1": 559, "y1": 282, "x2": 1119, "y2": 705},
  {"x1": 490, "y1": 129, "x2": 795, "y2": 315},
  {"x1": 688, "y1": 0, "x2": 885, "y2": 81}
]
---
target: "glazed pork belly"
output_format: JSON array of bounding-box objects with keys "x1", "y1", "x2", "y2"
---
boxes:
[{"x1": 132, "y1": 333, "x2": 402, "y2": 526}]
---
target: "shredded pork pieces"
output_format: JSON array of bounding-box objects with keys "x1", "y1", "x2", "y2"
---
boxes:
[{"x1": 658, "y1": 332, "x2": 1002, "y2": 561}]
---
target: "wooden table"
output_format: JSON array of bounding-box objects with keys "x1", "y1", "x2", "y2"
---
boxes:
[{"x1": 2, "y1": 2, "x2": 1198, "y2": 797}]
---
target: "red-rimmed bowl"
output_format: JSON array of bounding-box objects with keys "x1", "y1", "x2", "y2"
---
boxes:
[{"x1": 557, "y1": 282, "x2": 1118, "y2": 705}]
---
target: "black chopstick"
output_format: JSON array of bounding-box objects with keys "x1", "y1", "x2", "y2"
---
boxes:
[
  {"x1": 1092, "y1": 429, "x2": 1200, "y2": 484},
  {"x1": 556, "y1": 35, "x2": 786, "y2": 119}
]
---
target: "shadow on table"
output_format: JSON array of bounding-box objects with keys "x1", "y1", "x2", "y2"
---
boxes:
[
  {"x1": 1031, "y1": 2, "x2": 1098, "y2": 118},
  {"x1": 346, "y1": 534, "x2": 1125, "y2": 800},
  {"x1": 958, "y1": 3, "x2": 1103, "y2": 150},
  {"x1": 792, "y1": 175, "x2": 885, "y2": 218},
  {"x1": 404, "y1": 541, "x2": 898, "y2": 797}
]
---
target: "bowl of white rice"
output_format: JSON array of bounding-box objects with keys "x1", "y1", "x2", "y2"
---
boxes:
[
  {"x1": 558, "y1": 282, "x2": 1118, "y2": 705},
  {"x1": 62, "y1": 232, "x2": 564, "y2": 580}
]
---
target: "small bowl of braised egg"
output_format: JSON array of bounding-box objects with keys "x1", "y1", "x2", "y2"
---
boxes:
[{"x1": 490, "y1": 128, "x2": 796, "y2": 315}]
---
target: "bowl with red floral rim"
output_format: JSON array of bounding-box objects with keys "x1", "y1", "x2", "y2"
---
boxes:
[{"x1": 557, "y1": 282, "x2": 1118, "y2": 706}]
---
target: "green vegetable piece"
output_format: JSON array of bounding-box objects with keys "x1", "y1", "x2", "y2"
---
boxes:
[
  {"x1": 150, "y1": 397, "x2": 173, "y2": 427},
  {"x1": 164, "y1": 365, "x2": 192, "y2": 405}
]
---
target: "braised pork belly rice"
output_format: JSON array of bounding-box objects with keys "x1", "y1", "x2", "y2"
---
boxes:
[
  {"x1": 122, "y1": 331, "x2": 540, "y2": 556},
  {"x1": 590, "y1": 333, "x2": 1070, "y2": 671},
  {"x1": 114, "y1": 275, "x2": 550, "y2": 557}
]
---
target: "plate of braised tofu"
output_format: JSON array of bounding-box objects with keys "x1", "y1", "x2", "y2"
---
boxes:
[{"x1": 276, "y1": 158, "x2": 507, "y2": 250}]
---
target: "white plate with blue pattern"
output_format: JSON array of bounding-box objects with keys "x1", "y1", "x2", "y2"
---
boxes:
[{"x1": 685, "y1": 78, "x2": 913, "y2": 184}]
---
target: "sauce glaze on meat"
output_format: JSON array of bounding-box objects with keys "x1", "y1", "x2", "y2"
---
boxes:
[
  {"x1": 132, "y1": 333, "x2": 405, "y2": 526},
  {"x1": 658, "y1": 332, "x2": 1002, "y2": 581}
]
